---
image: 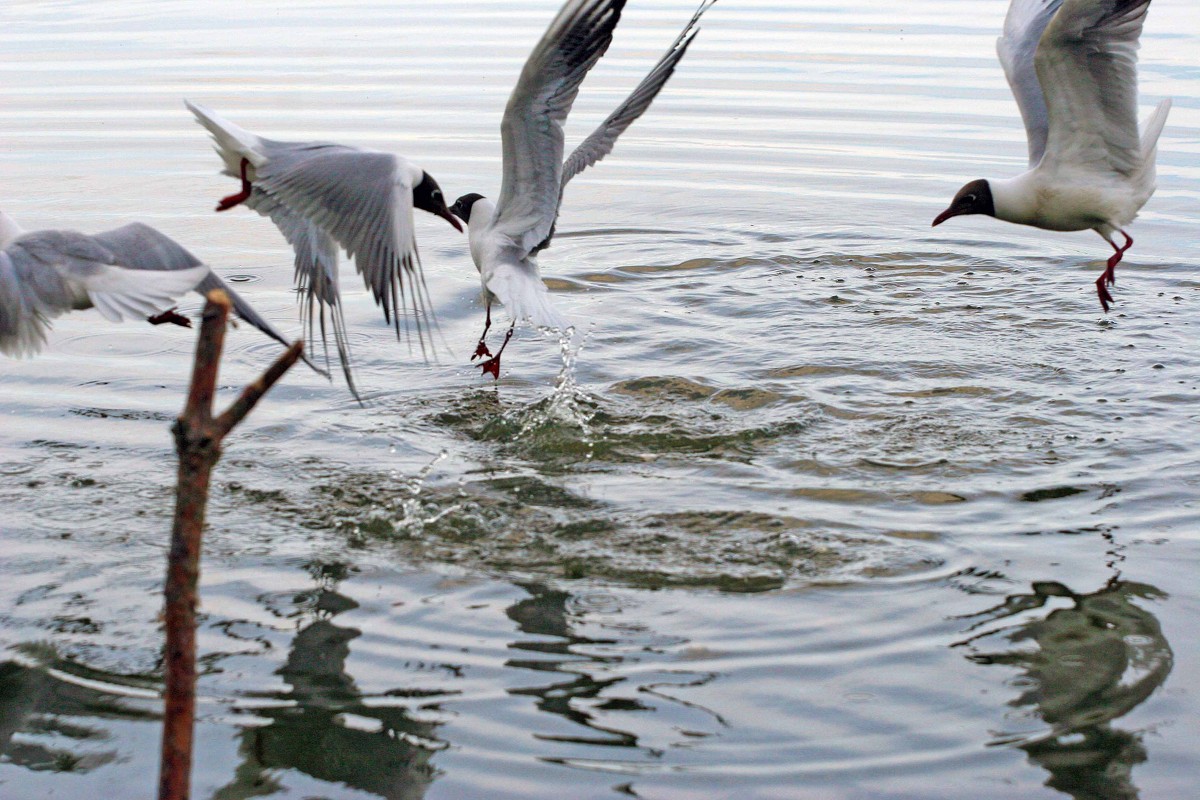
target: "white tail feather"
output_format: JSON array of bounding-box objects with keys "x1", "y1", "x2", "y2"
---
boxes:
[
  {"x1": 185, "y1": 100, "x2": 266, "y2": 177},
  {"x1": 486, "y1": 265, "x2": 569, "y2": 331},
  {"x1": 1131, "y1": 98, "x2": 1171, "y2": 197},
  {"x1": 1140, "y1": 98, "x2": 1171, "y2": 160}
]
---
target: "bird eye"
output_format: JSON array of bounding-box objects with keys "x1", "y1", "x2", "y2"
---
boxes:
[{"x1": 963, "y1": 194, "x2": 976, "y2": 204}]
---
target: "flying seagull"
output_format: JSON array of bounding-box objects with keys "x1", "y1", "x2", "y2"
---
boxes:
[
  {"x1": 0, "y1": 210, "x2": 320, "y2": 371},
  {"x1": 450, "y1": 0, "x2": 714, "y2": 378},
  {"x1": 187, "y1": 100, "x2": 463, "y2": 399},
  {"x1": 932, "y1": 0, "x2": 1170, "y2": 312}
]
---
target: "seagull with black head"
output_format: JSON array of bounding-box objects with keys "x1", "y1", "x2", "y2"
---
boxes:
[
  {"x1": 187, "y1": 101, "x2": 462, "y2": 399},
  {"x1": 450, "y1": 0, "x2": 714, "y2": 378},
  {"x1": 933, "y1": 0, "x2": 1171, "y2": 312}
]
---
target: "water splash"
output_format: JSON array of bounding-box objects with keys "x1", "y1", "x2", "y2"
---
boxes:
[
  {"x1": 387, "y1": 449, "x2": 458, "y2": 539},
  {"x1": 492, "y1": 326, "x2": 602, "y2": 460}
]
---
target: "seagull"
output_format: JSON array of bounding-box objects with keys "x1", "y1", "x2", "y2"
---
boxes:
[
  {"x1": 0, "y1": 210, "x2": 321, "y2": 371},
  {"x1": 187, "y1": 101, "x2": 463, "y2": 399},
  {"x1": 449, "y1": 0, "x2": 714, "y2": 379},
  {"x1": 932, "y1": 0, "x2": 1171, "y2": 312}
]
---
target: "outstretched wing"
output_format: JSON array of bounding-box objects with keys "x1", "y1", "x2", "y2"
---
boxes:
[
  {"x1": 491, "y1": 0, "x2": 628, "y2": 258},
  {"x1": 997, "y1": 0, "x2": 1065, "y2": 167},
  {"x1": 251, "y1": 143, "x2": 434, "y2": 355},
  {"x1": 189, "y1": 102, "x2": 434, "y2": 365},
  {"x1": 0, "y1": 229, "x2": 206, "y2": 356},
  {"x1": 1036, "y1": 0, "x2": 1152, "y2": 177},
  {"x1": 93, "y1": 223, "x2": 326, "y2": 377},
  {"x1": 560, "y1": 0, "x2": 712, "y2": 187},
  {"x1": 532, "y1": 0, "x2": 713, "y2": 254}
]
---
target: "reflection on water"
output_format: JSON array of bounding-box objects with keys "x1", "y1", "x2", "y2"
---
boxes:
[
  {"x1": 215, "y1": 562, "x2": 447, "y2": 800},
  {"x1": 0, "y1": 661, "x2": 120, "y2": 775},
  {"x1": 956, "y1": 575, "x2": 1173, "y2": 800},
  {"x1": 505, "y1": 583, "x2": 722, "y2": 757},
  {"x1": 0, "y1": 558, "x2": 1184, "y2": 799}
]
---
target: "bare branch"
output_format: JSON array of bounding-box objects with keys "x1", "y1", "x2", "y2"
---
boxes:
[
  {"x1": 158, "y1": 293, "x2": 302, "y2": 800},
  {"x1": 214, "y1": 340, "x2": 304, "y2": 439}
]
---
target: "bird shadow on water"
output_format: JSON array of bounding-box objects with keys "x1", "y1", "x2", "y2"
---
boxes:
[
  {"x1": 951, "y1": 533, "x2": 1173, "y2": 800},
  {"x1": 0, "y1": 561, "x2": 726, "y2": 799},
  {"x1": 208, "y1": 560, "x2": 449, "y2": 800}
]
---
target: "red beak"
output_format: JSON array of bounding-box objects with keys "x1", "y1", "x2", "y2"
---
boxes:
[
  {"x1": 932, "y1": 207, "x2": 957, "y2": 227},
  {"x1": 437, "y1": 207, "x2": 464, "y2": 233}
]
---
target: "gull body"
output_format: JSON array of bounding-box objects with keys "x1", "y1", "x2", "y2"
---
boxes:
[
  {"x1": 188, "y1": 101, "x2": 462, "y2": 398},
  {"x1": 0, "y1": 211, "x2": 313, "y2": 367},
  {"x1": 933, "y1": 0, "x2": 1171, "y2": 311},
  {"x1": 450, "y1": 0, "x2": 713, "y2": 378}
]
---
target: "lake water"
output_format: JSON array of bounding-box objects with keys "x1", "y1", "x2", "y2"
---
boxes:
[{"x1": 2, "y1": 1, "x2": 1199, "y2": 797}]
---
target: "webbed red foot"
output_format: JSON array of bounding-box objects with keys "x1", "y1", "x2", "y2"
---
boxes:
[
  {"x1": 477, "y1": 325, "x2": 513, "y2": 380},
  {"x1": 1095, "y1": 275, "x2": 1115, "y2": 313},
  {"x1": 472, "y1": 340, "x2": 492, "y2": 360},
  {"x1": 147, "y1": 308, "x2": 192, "y2": 328},
  {"x1": 479, "y1": 354, "x2": 501, "y2": 379}
]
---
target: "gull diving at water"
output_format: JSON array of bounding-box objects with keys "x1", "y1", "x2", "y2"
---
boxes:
[
  {"x1": 450, "y1": 0, "x2": 714, "y2": 378},
  {"x1": 932, "y1": 0, "x2": 1170, "y2": 312},
  {"x1": 187, "y1": 101, "x2": 463, "y2": 399},
  {"x1": 0, "y1": 211, "x2": 315, "y2": 367}
]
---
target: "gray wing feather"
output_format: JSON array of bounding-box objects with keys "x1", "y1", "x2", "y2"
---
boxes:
[
  {"x1": 560, "y1": 0, "x2": 711, "y2": 188},
  {"x1": 94, "y1": 223, "x2": 327, "y2": 377},
  {"x1": 536, "y1": 0, "x2": 712, "y2": 254},
  {"x1": 1036, "y1": 0, "x2": 1151, "y2": 176},
  {"x1": 997, "y1": 0, "x2": 1065, "y2": 167},
  {"x1": 493, "y1": 0, "x2": 628, "y2": 258},
  {"x1": 0, "y1": 227, "x2": 205, "y2": 356},
  {"x1": 0, "y1": 244, "x2": 82, "y2": 356},
  {"x1": 246, "y1": 190, "x2": 353, "y2": 393},
  {"x1": 15, "y1": 229, "x2": 118, "y2": 274},
  {"x1": 90, "y1": 223, "x2": 204, "y2": 272},
  {"x1": 250, "y1": 143, "x2": 433, "y2": 356}
]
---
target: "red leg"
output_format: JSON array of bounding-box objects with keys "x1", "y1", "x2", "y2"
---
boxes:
[
  {"x1": 472, "y1": 301, "x2": 493, "y2": 360},
  {"x1": 216, "y1": 158, "x2": 252, "y2": 212},
  {"x1": 147, "y1": 307, "x2": 192, "y2": 328},
  {"x1": 478, "y1": 324, "x2": 514, "y2": 380},
  {"x1": 1095, "y1": 231, "x2": 1133, "y2": 313}
]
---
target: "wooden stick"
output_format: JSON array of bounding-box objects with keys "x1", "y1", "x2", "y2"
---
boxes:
[{"x1": 158, "y1": 290, "x2": 302, "y2": 800}]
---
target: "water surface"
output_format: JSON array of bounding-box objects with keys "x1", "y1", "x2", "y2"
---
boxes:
[{"x1": 2, "y1": 1, "x2": 1199, "y2": 798}]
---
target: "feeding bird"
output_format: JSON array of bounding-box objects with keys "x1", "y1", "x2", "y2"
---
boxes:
[
  {"x1": 932, "y1": 0, "x2": 1171, "y2": 312},
  {"x1": 0, "y1": 210, "x2": 319, "y2": 369},
  {"x1": 450, "y1": 0, "x2": 714, "y2": 378},
  {"x1": 187, "y1": 100, "x2": 463, "y2": 400}
]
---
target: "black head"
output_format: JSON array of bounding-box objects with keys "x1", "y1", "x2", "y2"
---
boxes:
[
  {"x1": 413, "y1": 172, "x2": 463, "y2": 232},
  {"x1": 933, "y1": 179, "x2": 994, "y2": 227},
  {"x1": 449, "y1": 193, "x2": 486, "y2": 225}
]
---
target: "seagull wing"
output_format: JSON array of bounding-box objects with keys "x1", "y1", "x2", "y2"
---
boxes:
[
  {"x1": 243, "y1": 194, "x2": 352, "y2": 391},
  {"x1": 491, "y1": 0, "x2": 628, "y2": 258},
  {"x1": 0, "y1": 230, "x2": 207, "y2": 356},
  {"x1": 560, "y1": 0, "x2": 711, "y2": 188},
  {"x1": 1035, "y1": 0, "x2": 1152, "y2": 177},
  {"x1": 250, "y1": 143, "x2": 434, "y2": 355},
  {"x1": 93, "y1": 223, "x2": 328, "y2": 378},
  {"x1": 997, "y1": 0, "x2": 1065, "y2": 167}
]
